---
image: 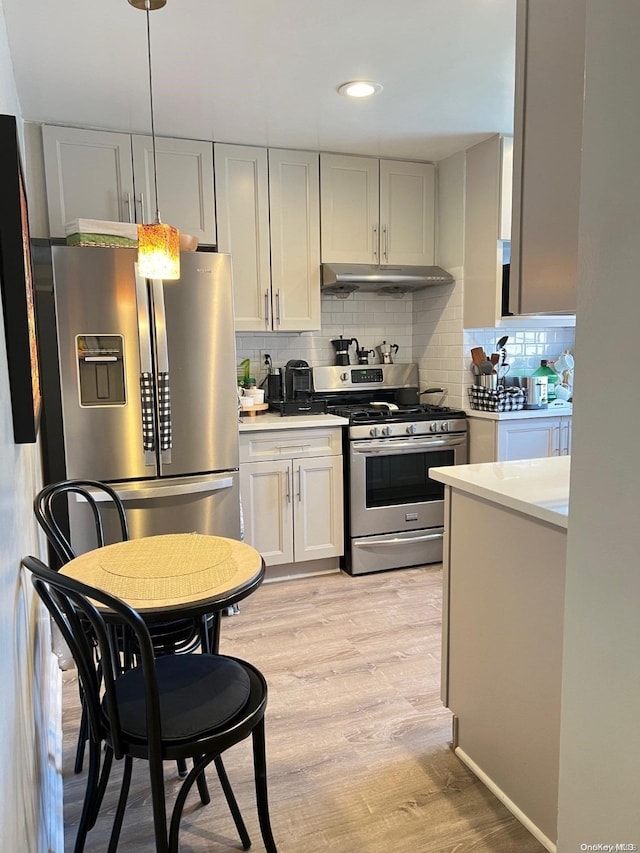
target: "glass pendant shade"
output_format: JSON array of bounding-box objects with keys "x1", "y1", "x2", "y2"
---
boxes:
[{"x1": 137, "y1": 222, "x2": 180, "y2": 279}]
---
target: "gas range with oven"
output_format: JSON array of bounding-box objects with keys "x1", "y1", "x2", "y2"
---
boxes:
[{"x1": 312, "y1": 365, "x2": 468, "y2": 575}]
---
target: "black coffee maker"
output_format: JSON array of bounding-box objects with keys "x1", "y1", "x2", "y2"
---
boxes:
[
  {"x1": 268, "y1": 360, "x2": 325, "y2": 415},
  {"x1": 331, "y1": 335, "x2": 354, "y2": 366},
  {"x1": 283, "y1": 359, "x2": 313, "y2": 400}
]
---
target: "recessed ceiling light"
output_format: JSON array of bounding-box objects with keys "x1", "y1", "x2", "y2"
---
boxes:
[{"x1": 337, "y1": 80, "x2": 383, "y2": 99}]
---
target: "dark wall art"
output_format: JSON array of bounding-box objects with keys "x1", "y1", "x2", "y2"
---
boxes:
[{"x1": 0, "y1": 113, "x2": 41, "y2": 444}]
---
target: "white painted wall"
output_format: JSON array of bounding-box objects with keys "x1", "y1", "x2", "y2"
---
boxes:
[
  {"x1": 557, "y1": 0, "x2": 640, "y2": 848},
  {"x1": 0, "y1": 3, "x2": 60, "y2": 850}
]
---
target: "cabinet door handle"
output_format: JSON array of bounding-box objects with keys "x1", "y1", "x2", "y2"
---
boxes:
[
  {"x1": 125, "y1": 192, "x2": 134, "y2": 223},
  {"x1": 383, "y1": 224, "x2": 389, "y2": 261},
  {"x1": 296, "y1": 466, "x2": 302, "y2": 502},
  {"x1": 275, "y1": 290, "x2": 281, "y2": 327},
  {"x1": 264, "y1": 290, "x2": 271, "y2": 330},
  {"x1": 284, "y1": 469, "x2": 291, "y2": 503},
  {"x1": 136, "y1": 193, "x2": 146, "y2": 223},
  {"x1": 553, "y1": 425, "x2": 561, "y2": 456},
  {"x1": 562, "y1": 421, "x2": 570, "y2": 455},
  {"x1": 372, "y1": 224, "x2": 378, "y2": 263}
]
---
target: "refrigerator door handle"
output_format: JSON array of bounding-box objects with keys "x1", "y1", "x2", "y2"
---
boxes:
[
  {"x1": 135, "y1": 265, "x2": 156, "y2": 464},
  {"x1": 75, "y1": 475, "x2": 235, "y2": 502},
  {"x1": 151, "y1": 279, "x2": 173, "y2": 463}
]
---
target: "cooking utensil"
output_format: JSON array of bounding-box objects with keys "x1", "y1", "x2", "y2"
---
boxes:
[
  {"x1": 490, "y1": 353, "x2": 500, "y2": 365},
  {"x1": 479, "y1": 360, "x2": 495, "y2": 374},
  {"x1": 370, "y1": 401, "x2": 399, "y2": 411},
  {"x1": 470, "y1": 347, "x2": 488, "y2": 366}
]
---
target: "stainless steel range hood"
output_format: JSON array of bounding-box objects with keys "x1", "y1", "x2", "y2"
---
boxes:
[{"x1": 321, "y1": 263, "x2": 455, "y2": 295}]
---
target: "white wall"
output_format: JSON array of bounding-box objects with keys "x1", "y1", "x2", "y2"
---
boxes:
[
  {"x1": 557, "y1": 0, "x2": 640, "y2": 847},
  {"x1": 0, "y1": 3, "x2": 60, "y2": 850}
]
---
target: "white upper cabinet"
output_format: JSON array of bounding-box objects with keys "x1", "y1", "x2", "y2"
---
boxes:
[
  {"x1": 130, "y1": 135, "x2": 216, "y2": 244},
  {"x1": 379, "y1": 159, "x2": 436, "y2": 265},
  {"x1": 43, "y1": 126, "x2": 135, "y2": 231},
  {"x1": 320, "y1": 153, "x2": 436, "y2": 265},
  {"x1": 510, "y1": 0, "x2": 584, "y2": 314},
  {"x1": 463, "y1": 134, "x2": 513, "y2": 328},
  {"x1": 214, "y1": 144, "x2": 271, "y2": 331},
  {"x1": 320, "y1": 154, "x2": 379, "y2": 263},
  {"x1": 214, "y1": 144, "x2": 321, "y2": 332},
  {"x1": 42, "y1": 125, "x2": 217, "y2": 245},
  {"x1": 268, "y1": 149, "x2": 320, "y2": 331}
]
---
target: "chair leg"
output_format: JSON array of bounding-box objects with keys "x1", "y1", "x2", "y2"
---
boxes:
[
  {"x1": 176, "y1": 757, "x2": 188, "y2": 778},
  {"x1": 87, "y1": 745, "x2": 114, "y2": 831},
  {"x1": 214, "y1": 755, "x2": 251, "y2": 851},
  {"x1": 148, "y1": 751, "x2": 170, "y2": 853},
  {"x1": 194, "y1": 757, "x2": 210, "y2": 805},
  {"x1": 252, "y1": 719, "x2": 278, "y2": 853},
  {"x1": 74, "y1": 700, "x2": 89, "y2": 773},
  {"x1": 108, "y1": 755, "x2": 133, "y2": 853},
  {"x1": 73, "y1": 738, "x2": 101, "y2": 853},
  {"x1": 168, "y1": 759, "x2": 209, "y2": 852}
]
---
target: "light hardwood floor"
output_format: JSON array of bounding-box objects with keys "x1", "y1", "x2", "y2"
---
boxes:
[{"x1": 61, "y1": 565, "x2": 546, "y2": 852}]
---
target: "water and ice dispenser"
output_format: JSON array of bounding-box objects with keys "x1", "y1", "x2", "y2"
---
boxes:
[{"x1": 76, "y1": 334, "x2": 126, "y2": 406}]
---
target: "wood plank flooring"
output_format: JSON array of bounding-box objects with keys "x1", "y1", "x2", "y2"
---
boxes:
[{"x1": 61, "y1": 565, "x2": 546, "y2": 852}]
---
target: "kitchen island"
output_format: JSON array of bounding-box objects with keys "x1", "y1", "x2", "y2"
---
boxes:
[{"x1": 430, "y1": 456, "x2": 570, "y2": 853}]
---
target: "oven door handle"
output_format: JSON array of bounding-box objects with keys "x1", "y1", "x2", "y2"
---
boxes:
[
  {"x1": 354, "y1": 532, "x2": 444, "y2": 547},
  {"x1": 352, "y1": 437, "x2": 466, "y2": 454}
]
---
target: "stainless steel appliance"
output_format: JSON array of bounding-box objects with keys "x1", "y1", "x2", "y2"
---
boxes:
[
  {"x1": 312, "y1": 364, "x2": 467, "y2": 575},
  {"x1": 321, "y1": 264, "x2": 455, "y2": 295},
  {"x1": 43, "y1": 246, "x2": 241, "y2": 551}
]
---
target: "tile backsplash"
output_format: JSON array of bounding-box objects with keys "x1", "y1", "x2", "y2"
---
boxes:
[
  {"x1": 236, "y1": 269, "x2": 575, "y2": 411},
  {"x1": 236, "y1": 290, "x2": 414, "y2": 381},
  {"x1": 464, "y1": 327, "x2": 576, "y2": 374}
]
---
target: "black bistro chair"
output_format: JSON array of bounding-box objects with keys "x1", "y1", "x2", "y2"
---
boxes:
[
  {"x1": 23, "y1": 555, "x2": 277, "y2": 853},
  {"x1": 33, "y1": 479, "x2": 218, "y2": 774}
]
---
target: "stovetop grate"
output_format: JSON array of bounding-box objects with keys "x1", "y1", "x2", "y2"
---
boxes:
[{"x1": 328, "y1": 403, "x2": 466, "y2": 423}]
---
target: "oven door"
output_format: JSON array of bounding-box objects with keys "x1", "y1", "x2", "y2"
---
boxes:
[{"x1": 349, "y1": 433, "x2": 467, "y2": 537}]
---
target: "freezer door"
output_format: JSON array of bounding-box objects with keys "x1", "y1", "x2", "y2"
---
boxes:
[
  {"x1": 52, "y1": 246, "x2": 156, "y2": 481},
  {"x1": 154, "y1": 253, "x2": 239, "y2": 476},
  {"x1": 68, "y1": 472, "x2": 241, "y2": 554}
]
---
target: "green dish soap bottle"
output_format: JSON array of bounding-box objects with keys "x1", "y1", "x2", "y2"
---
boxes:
[{"x1": 533, "y1": 360, "x2": 557, "y2": 401}]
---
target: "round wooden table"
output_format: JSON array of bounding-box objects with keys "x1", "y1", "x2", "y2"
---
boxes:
[{"x1": 59, "y1": 532, "x2": 265, "y2": 623}]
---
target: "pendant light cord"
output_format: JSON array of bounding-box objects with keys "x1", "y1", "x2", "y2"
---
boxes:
[{"x1": 144, "y1": 0, "x2": 161, "y2": 223}]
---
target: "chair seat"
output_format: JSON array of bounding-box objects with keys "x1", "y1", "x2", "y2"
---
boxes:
[{"x1": 110, "y1": 654, "x2": 251, "y2": 741}]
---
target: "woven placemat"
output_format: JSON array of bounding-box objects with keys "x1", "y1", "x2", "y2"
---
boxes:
[{"x1": 62, "y1": 533, "x2": 261, "y2": 608}]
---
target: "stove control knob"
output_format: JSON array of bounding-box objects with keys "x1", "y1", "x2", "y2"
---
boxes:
[
  {"x1": 370, "y1": 427, "x2": 380, "y2": 437},
  {"x1": 429, "y1": 422, "x2": 438, "y2": 433},
  {"x1": 406, "y1": 424, "x2": 418, "y2": 435},
  {"x1": 340, "y1": 372, "x2": 349, "y2": 382},
  {"x1": 440, "y1": 421, "x2": 449, "y2": 433},
  {"x1": 382, "y1": 426, "x2": 392, "y2": 436}
]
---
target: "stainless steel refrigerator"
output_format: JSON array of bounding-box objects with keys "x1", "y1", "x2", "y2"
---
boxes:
[{"x1": 47, "y1": 246, "x2": 240, "y2": 552}]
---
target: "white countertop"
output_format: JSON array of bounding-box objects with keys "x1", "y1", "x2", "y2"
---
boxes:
[
  {"x1": 431, "y1": 455, "x2": 570, "y2": 529},
  {"x1": 466, "y1": 401, "x2": 573, "y2": 421},
  {"x1": 238, "y1": 412, "x2": 349, "y2": 432}
]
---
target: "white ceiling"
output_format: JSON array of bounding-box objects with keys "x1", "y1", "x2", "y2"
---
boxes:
[{"x1": 2, "y1": 0, "x2": 516, "y2": 163}]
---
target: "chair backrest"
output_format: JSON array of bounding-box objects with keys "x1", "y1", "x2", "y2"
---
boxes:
[
  {"x1": 22, "y1": 555, "x2": 162, "y2": 761},
  {"x1": 34, "y1": 479, "x2": 129, "y2": 565}
]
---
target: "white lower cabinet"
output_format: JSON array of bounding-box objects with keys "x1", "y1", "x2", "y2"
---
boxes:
[
  {"x1": 469, "y1": 415, "x2": 572, "y2": 463},
  {"x1": 239, "y1": 428, "x2": 343, "y2": 567}
]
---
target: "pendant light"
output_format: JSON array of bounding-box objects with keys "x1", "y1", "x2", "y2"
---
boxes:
[{"x1": 129, "y1": 0, "x2": 180, "y2": 279}]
